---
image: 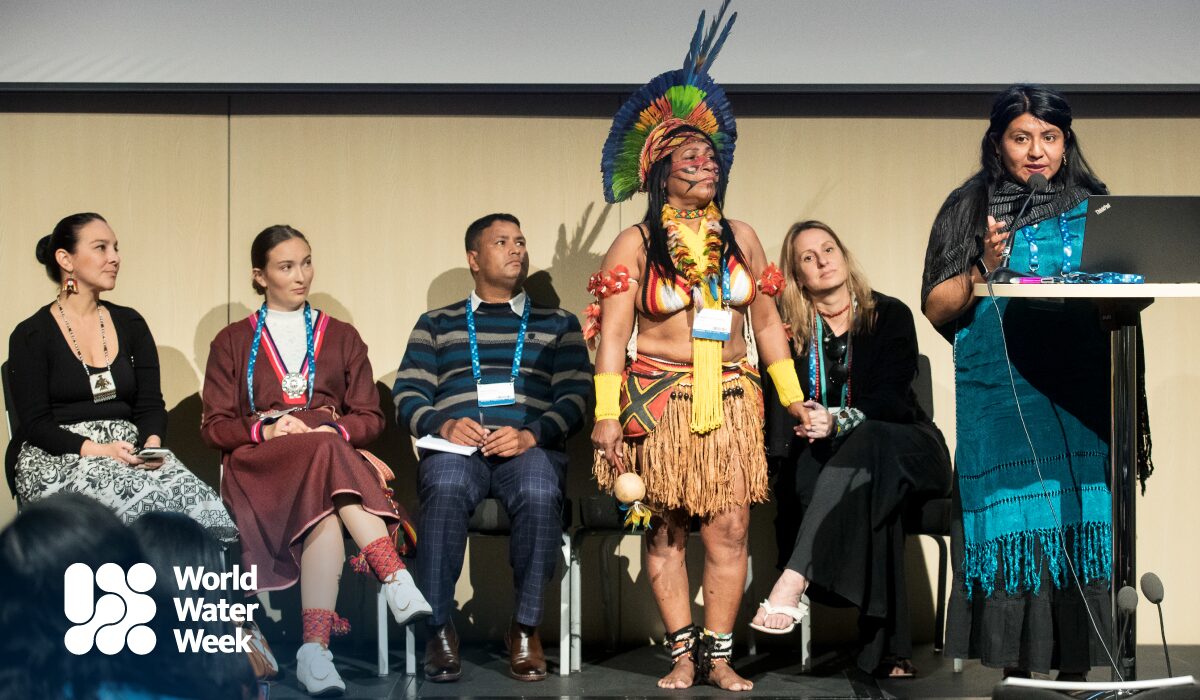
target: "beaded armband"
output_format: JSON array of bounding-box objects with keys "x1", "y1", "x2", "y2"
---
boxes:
[
  {"x1": 757, "y1": 262, "x2": 787, "y2": 297},
  {"x1": 665, "y1": 624, "x2": 699, "y2": 666},
  {"x1": 696, "y1": 628, "x2": 734, "y2": 680},
  {"x1": 583, "y1": 264, "x2": 633, "y2": 349}
]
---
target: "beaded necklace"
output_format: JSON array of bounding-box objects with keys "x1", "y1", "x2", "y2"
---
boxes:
[
  {"x1": 663, "y1": 203, "x2": 707, "y2": 219},
  {"x1": 807, "y1": 310, "x2": 854, "y2": 408},
  {"x1": 1019, "y1": 213, "x2": 1078, "y2": 275},
  {"x1": 662, "y1": 203, "x2": 727, "y2": 304}
]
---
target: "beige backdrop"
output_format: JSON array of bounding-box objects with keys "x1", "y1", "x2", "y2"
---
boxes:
[{"x1": 1, "y1": 93, "x2": 1197, "y2": 649}]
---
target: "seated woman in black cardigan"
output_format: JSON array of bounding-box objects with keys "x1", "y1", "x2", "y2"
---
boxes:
[
  {"x1": 750, "y1": 220, "x2": 952, "y2": 678},
  {"x1": 7, "y1": 213, "x2": 235, "y2": 540}
]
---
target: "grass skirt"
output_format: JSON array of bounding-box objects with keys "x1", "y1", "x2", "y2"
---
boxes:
[{"x1": 593, "y1": 370, "x2": 767, "y2": 517}]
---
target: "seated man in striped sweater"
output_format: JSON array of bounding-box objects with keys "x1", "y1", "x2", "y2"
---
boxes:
[{"x1": 393, "y1": 213, "x2": 592, "y2": 683}]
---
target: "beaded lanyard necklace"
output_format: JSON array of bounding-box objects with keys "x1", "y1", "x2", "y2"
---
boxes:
[
  {"x1": 247, "y1": 301, "x2": 315, "y2": 414},
  {"x1": 807, "y1": 304, "x2": 854, "y2": 408},
  {"x1": 1019, "y1": 213, "x2": 1079, "y2": 275},
  {"x1": 55, "y1": 299, "x2": 117, "y2": 403}
]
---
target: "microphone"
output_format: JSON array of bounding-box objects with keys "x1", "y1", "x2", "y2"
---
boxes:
[
  {"x1": 987, "y1": 173, "x2": 1049, "y2": 284},
  {"x1": 1141, "y1": 572, "x2": 1172, "y2": 677},
  {"x1": 1115, "y1": 585, "x2": 1138, "y2": 664}
]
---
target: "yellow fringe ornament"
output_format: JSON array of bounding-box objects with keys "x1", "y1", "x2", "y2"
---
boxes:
[{"x1": 670, "y1": 206, "x2": 726, "y2": 434}]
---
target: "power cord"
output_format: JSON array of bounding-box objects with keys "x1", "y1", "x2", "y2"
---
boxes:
[{"x1": 981, "y1": 276, "x2": 1124, "y2": 682}]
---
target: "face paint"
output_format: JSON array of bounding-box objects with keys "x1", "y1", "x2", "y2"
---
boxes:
[{"x1": 670, "y1": 155, "x2": 719, "y2": 193}]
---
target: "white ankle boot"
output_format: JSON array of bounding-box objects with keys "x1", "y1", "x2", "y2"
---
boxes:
[
  {"x1": 296, "y1": 642, "x2": 345, "y2": 697},
  {"x1": 383, "y1": 569, "x2": 432, "y2": 625}
]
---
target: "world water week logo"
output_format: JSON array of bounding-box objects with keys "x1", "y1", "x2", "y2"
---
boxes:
[{"x1": 64, "y1": 563, "x2": 260, "y2": 655}]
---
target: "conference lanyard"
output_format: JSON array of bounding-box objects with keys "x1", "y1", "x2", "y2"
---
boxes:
[
  {"x1": 248, "y1": 301, "x2": 315, "y2": 414},
  {"x1": 465, "y1": 296, "x2": 529, "y2": 407}
]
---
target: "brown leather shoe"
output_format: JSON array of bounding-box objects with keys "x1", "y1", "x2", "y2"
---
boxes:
[
  {"x1": 503, "y1": 618, "x2": 548, "y2": 681},
  {"x1": 423, "y1": 621, "x2": 461, "y2": 682}
]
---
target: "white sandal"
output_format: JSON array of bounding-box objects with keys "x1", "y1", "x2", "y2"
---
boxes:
[{"x1": 748, "y1": 598, "x2": 808, "y2": 635}]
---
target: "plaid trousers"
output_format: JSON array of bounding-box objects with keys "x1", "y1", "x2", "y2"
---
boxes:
[{"x1": 415, "y1": 447, "x2": 566, "y2": 627}]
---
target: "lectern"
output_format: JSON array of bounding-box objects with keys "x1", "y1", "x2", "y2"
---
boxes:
[{"x1": 975, "y1": 282, "x2": 1200, "y2": 681}]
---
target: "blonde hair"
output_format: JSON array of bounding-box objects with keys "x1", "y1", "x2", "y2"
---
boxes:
[{"x1": 777, "y1": 220, "x2": 876, "y2": 352}]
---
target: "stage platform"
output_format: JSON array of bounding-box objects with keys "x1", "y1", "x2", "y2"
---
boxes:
[{"x1": 263, "y1": 642, "x2": 1197, "y2": 699}]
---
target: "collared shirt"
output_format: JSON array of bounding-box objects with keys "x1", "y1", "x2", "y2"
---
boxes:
[{"x1": 468, "y1": 289, "x2": 527, "y2": 316}]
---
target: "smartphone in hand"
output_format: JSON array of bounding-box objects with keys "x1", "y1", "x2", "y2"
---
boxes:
[{"x1": 135, "y1": 447, "x2": 171, "y2": 460}]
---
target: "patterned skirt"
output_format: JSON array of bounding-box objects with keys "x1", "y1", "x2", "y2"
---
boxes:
[{"x1": 15, "y1": 419, "x2": 237, "y2": 542}]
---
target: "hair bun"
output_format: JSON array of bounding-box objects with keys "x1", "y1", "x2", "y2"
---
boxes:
[{"x1": 35, "y1": 235, "x2": 51, "y2": 264}]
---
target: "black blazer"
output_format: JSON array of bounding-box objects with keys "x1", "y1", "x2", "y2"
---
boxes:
[{"x1": 765, "y1": 292, "x2": 931, "y2": 458}]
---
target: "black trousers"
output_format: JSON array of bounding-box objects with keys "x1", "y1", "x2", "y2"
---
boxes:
[{"x1": 774, "y1": 420, "x2": 951, "y2": 672}]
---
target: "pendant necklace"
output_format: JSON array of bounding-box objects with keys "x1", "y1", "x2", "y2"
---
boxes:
[{"x1": 56, "y1": 299, "x2": 117, "y2": 403}]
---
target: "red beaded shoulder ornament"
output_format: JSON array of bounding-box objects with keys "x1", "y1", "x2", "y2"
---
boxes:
[{"x1": 584, "y1": 264, "x2": 633, "y2": 349}]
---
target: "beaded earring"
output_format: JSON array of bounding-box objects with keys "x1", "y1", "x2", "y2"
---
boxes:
[{"x1": 64, "y1": 274, "x2": 78, "y2": 295}]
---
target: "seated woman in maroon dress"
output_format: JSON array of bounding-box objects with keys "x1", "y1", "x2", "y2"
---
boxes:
[{"x1": 201, "y1": 225, "x2": 430, "y2": 696}]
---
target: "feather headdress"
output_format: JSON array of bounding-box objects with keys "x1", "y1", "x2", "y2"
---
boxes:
[{"x1": 601, "y1": 0, "x2": 738, "y2": 204}]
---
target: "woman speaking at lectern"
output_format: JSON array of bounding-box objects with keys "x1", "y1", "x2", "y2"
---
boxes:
[{"x1": 921, "y1": 84, "x2": 1152, "y2": 680}]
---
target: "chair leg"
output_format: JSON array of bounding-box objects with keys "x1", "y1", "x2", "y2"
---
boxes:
[
  {"x1": 405, "y1": 623, "x2": 417, "y2": 676},
  {"x1": 799, "y1": 592, "x2": 812, "y2": 672},
  {"x1": 377, "y1": 584, "x2": 389, "y2": 677},
  {"x1": 744, "y1": 551, "x2": 757, "y2": 657},
  {"x1": 570, "y1": 533, "x2": 582, "y2": 672},
  {"x1": 933, "y1": 534, "x2": 948, "y2": 654},
  {"x1": 559, "y1": 532, "x2": 571, "y2": 676}
]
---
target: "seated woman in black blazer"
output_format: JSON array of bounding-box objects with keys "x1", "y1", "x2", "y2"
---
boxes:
[
  {"x1": 751, "y1": 220, "x2": 952, "y2": 678},
  {"x1": 7, "y1": 213, "x2": 235, "y2": 540}
]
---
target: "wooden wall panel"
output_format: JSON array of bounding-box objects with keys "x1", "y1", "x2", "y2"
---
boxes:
[
  {"x1": 0, "y1": 108, "x2": 229, "y2": 521},
  {"x1": 1, "y1": 100, "x2": 1197, "y2": 645}
]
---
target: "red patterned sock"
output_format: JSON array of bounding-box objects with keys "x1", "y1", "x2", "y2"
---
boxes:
[
  {"x1": 301, "y1": 608, "x2": 351, "y2": 647},
  {"x1": 350, "y1": 535, "x2": 405, "y2": 582}
]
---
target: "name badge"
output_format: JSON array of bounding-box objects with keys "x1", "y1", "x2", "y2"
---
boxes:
[
  {"x1": 477, "y1": 381, "x2": 517, "y2": 407},
  {"x1": 692, "y1": 308, "x2": 733, "y2": 341}
]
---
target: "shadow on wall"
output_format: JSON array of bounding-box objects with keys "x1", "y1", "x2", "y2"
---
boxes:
[{"x1": 161, "y1": 302, "x2": 252, "y2": 494}]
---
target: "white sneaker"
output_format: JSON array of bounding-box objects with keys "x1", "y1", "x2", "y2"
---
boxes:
[
  {"x1": 296, "y1": 642, "x2": 345, "y2": 697},
  {"x1": 382, "y1": 569, "x2": 432, "y2": 625}
]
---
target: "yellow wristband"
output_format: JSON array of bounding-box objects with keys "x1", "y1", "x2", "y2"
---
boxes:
[
  {"x1": 594, "y1": 372, "x2": 622, "y2": 421},
  {"x1": 766, "y1": 359, "x2": 806, "y2": 407}
]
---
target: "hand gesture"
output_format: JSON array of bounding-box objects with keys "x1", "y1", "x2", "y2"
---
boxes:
[
  {"x1": 590, "y1": 419, "x2": 626, "y2": 474},
  {"x1": 481, "y1": 427, "x2": 535, "y2": 458},
  {"x1": 439, "y1": 417, "x2": 488, "y2": 447},
  {"x1": 795, "y1": 400, "x2": 833, "y2": 442},
  {"x1": 82, "y1": 439, "x2": 141, "y2": 465},
  {"x1": 982, "y1": 216, "x2": 1010, "y2": 271},
  {"x1": 263, "y1": 414, "x2": 311, "y2": 441}
]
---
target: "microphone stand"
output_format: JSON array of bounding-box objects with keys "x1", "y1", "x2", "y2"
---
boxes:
[
  {"x1": 1157, "y1": 601, "x2": 1173, "y2": 677},
  {"x1": 987, "y1": 175, "x2": 1047, "y2": 284}
]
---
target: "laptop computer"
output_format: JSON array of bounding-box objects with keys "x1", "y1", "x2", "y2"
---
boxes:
[{"x1": 1080, "y1": 195, "x2": 1200, "y2": 283}]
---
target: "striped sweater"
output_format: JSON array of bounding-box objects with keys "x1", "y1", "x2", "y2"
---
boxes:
[{"x1": 392, "y1": 296, "x2": 592, "y2": 450}]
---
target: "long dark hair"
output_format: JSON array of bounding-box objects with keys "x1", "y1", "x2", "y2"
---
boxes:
[
  {"x1": 250, "y1": 224, "x2": 309, "y2": 295},
  {"x1": 641, "y1": 125, "x2": 747, "y2": 281},
  {"x1": 922, "y1": 84, "x2": 1108, "y2": 305},
  {"x1": 35, "y1": 213, "x2": 107, "y2": 283}
]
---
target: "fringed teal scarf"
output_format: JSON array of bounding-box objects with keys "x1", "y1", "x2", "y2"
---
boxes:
[{"x1": 953, "y1": 200, "x2": 1112, "y2": 598}]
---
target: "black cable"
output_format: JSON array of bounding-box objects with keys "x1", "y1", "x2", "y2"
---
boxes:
[{"x1": 980, "y1": 275, "x2": 1124, "y2": 682}]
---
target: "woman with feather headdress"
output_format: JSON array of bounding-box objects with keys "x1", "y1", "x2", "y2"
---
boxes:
[{"x1": 586, "y1": 2, "x2": 810, "y2": 690}]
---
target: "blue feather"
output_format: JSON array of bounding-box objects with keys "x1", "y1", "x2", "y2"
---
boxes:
[{"x1": 684, "y1": 0, "x2": 736, "y2": 82}]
